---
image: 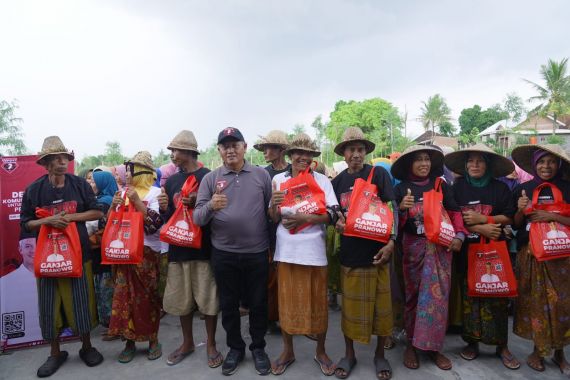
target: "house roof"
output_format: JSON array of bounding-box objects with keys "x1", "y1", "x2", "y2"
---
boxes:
[
  {"x1": 515, "y1": 114, "x2": 567, "y2": 130},
  {"x1": 477, "y1": 119, "x2": 515, "y2": 136}
]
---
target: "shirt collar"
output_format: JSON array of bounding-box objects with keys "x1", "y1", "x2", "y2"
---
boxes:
[{"x1": 222, "y1": 160, "x2": 252, "y2": 175}]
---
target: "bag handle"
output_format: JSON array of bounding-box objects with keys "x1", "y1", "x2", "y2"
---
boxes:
[
  {"x1": 181, "y1": 175, "x2": 198, "y2": 198},
  {"x1": 366, "y1": 166, "x2": 376, "y2": 183},
  {"x1": 433, "y1": 177, "x2": 444, "y2": 192},
  {"x1": 531, "y1": 182, "x2": 564, "y2": 207}
]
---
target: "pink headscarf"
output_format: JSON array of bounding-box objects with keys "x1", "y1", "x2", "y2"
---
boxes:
[
  {"x1": 113, "y1": 164, "x2": 126, "y2": 189},
  {"x1": 514, "y1": 162, "x2": 533, "y2": 184},
  {"x1": 159, "y1": 162, "x2": 177, "y2": 187}
]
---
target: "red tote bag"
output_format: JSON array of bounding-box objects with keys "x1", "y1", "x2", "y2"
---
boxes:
[
  {"x1": 101, "y1": 191, "x2": 144, "y2": 264},
  {"x1": 344, "y1": 167, "x2": 393, "y2": 243},
  {"x1": 423, "y1": 178, "x2": 455, "y2": 247},
  {"x1": 160, "y1": 175, "x2": 202, "y2": 248},
  {"x1": 525, "y1": 182, "x2": 570, "y2": 261},
  {"x1": 34, "y1": 208, "x2": 83, "y2": 278},
  {"x1": 467, "y1": 237, "x2": 518, "y2": 297},
  {"x1": 279, "y1": 166, "x2": 327, "y2": 234}
]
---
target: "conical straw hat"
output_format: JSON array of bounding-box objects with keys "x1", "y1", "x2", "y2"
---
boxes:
[
  {"x1": 390, "y1": 145, "x2": 444, "y2": 181},
  {"x1": 444, "y1": 143, "x2": 514, "y2": 178}
]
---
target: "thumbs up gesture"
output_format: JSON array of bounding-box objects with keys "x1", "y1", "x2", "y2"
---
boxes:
[
  {"x1": 210, "y1": 184, "x2": 228, "y2": 211},
  {"x1": 271, "y1": 180, "x2": 285, "y2": 207},
  {"x1": 517, "y1": 189, "x2": 530, "y2": 211},
  {"x1": 111, "y1": 190, "x2": 124, "y2": 210},
  {"x1": 400, "y1": 188, "x2": 415, "y2": 210},
  {"x1": 158, "y1": 186, "x2": 168, "y2": 212}
]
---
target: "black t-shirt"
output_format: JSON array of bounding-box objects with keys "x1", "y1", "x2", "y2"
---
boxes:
[
  {"x1": 265, "y1": 163, "x2": 291, "y2": 252},
  {"x1": 394, "y1": 177, "x2": 460, "y2": 236},
  {"x1": 452, "y1": 177, "x2": 515, "y2": 272},
  {"x1": 331, "y1": 164, "x2": 395, "y2": 268},
  {"x1": 513, "y1": 178, "x2": 570, "y2": 249},
  {"x1": 20, "y1": 174, "x2": 102, "y2": 263},
  {"x1": 163, "y1": 167, "x2": 211, "y2": 262}
]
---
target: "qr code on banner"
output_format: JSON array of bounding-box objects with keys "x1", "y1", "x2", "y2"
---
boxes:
[{"x1": 2, "y1": 311, "x2": 25, "y2": 338}]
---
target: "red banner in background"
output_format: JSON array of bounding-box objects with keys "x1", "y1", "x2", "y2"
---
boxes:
[{"x1": 0, "y1": 155, "x2": 75, "y2": 350}]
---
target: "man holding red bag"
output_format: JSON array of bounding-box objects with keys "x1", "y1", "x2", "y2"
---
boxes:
[
  {"x1": 20, "y1": 136, "x2": 104, "y2": 377},
  {"x1": 157, "y1": 130, "x2": 222, "y2": 367},
  {"x1": 331, "y1": 127, "x2": 397, "y2": 380}
]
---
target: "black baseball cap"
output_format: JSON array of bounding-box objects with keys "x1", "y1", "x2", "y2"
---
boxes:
[{"x1": 217, "y1": 127, "x2": 245, "y2": 144}]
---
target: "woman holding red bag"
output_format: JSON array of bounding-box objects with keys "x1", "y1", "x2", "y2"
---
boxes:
[
  {"x1": 511, "y1": 144, "x2": 570, "y2": 375},
  {"x1": 391, "y1": 145, "x2": 466, "y2": 371},
  {"x1": 108, "y1": 151, "x2": 165, "y2": 363},
  {"x1": 444, "y1": 144, "x2": 520, "y2": 369}
]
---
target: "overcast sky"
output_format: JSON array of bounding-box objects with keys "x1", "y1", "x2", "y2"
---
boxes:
[{"x1": 1, "y1": 0, "x2": 568, "y2": 159}]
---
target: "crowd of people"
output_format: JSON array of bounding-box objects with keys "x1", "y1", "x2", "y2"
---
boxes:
[{"x1": 19, "y1": 127, "x2": 570, "y2": 379}]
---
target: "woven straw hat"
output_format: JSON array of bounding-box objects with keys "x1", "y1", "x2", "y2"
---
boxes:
[
  {"x1": 253, "y1": 130, "x2": 289, "y2": 151},
  {"x1": 36, "y1": 136, "x2": 74, "y2": 164},
  {"x1": 126, "y1": 151, "x2": 155, "y2": 171},
  {"x1": 334, "y1": 127, "x2": 375, "y2": 156},
  {"x1": 167, "y1": 130, "x2": 199, "y2": 154},
  {"x1": 444, "y1": 143, "x2": 514, "y2": 178},
  {"x1": 390, "y1": 145, "x2": 444, "y2": 181},
  {"x1": 285, "y1": 133, "x2": 321, "y2": 157},
  {"x1": 511, "y1": 144, "x2": 570, "y2": 174}
]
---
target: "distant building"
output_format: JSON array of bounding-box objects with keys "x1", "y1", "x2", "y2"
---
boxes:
[{"x1": 413, "y1": 130, "x2": 458, "y2": 150}]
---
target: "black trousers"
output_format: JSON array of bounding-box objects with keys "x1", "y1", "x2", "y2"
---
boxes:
[{"x1": 211, "y1": 247, "x2": 268, "y2": 352}]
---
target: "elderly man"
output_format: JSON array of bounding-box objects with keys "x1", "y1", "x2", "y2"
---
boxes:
[
  {"x1": 20, "y1": 136, "x2": 104, "y2": 377},
  {"x1": 194, "y1": 127, "x2": 272, "y2": 376},
  {"x1": 157, "y1": 130, "x2": 222, "y2": 368}
]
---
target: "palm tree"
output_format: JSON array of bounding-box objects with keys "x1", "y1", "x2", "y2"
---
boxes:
[
  {"x1": 524, "y1": 58, "x2": 570, "y2": 135},
  {"x1": 418, "y1": 94, "x2": 452, "y2": 140}
]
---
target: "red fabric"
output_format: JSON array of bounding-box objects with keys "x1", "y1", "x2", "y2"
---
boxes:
[
  {"x1": 160, "y1": 176, "x2": 202, "y2": 248},
  {"x1": 448, "y1": 210, "x2": 468, "y2": 236},
  {"x1": 34, "y1": 208, "x2": 82, "y2": 278},
  {"x1": 423, "y1": 178, "x2": 455, "y2": 248},
  {"x1": 344, "y1": 167, "x2": 393, "y2": 243},
  {"x1": 525, "y1": 182, "x2": 570, "y2": 261},
  {"x1": 467, "y1": 238, "x2": 517, "y2": 297},
  {"x1": 101, "y1": 193, "x2": 144, "y2": 264},
  {"x1": 279, "y1": 166, "x2": 326, "y2": 234}
]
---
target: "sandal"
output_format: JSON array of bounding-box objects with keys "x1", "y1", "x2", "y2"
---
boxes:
[
  {"x1": 334, "y1": 357, "x2": 357, "y2": 379},
  {"x1": 384, "y1": 337, "x2": 396, "y2": 350},
  {"x1": 526, "y1": 353, "x2": 545, "y2": 372},
  {"x1": 37, "y1": 351, "x2": 68, "y2": 378},
  {"x1": 166, "y1": 347, "x2": 194, "y2": 366},
  {"x1": 118, "y1": 347, "x2": 136, "y2": 363},
  {"x1": 460, "y1": 344, "x2": 479, "y2": 361},
  {"x1": 271, "y1": 357, "x2": 296, "y2": 375},
  {"x1": 496, "y1": 347, "x2": 520, "y2": 370},
  {"x1": 552, "y1": 357, "x2": 570, "y2": 376},
  {"x1": 314, "y1": 356, "x2": 336, "y2": 376},
  {"x1": 148, "y1": 343, "x2": 162, "y2": 361},
  {"x1": 208, "y1": 351, "x2": 224, "y2": 369},
  {"x1": 374, "y1": 357, "x2": 392, "y2": 380},
  {"x1": 403, "y1": 346, "x2": 419, "y2": 369},
  {"x1": 79, "y1": 347, "x2": 104, "y2": 367},
  {"x1": 427, "y1": 351, "x2": 452, "y2": 370}
]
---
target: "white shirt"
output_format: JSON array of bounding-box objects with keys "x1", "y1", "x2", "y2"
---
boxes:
[
  {"x1": 480, "y1": 273, "x2": 500, "y2": 283},
  {"x1": 122, "y1": 186, "x2": 162, "y2": 252},
  {"x1": 361, "y1": 212, "x2": 381, "y2": 221},
  {"x1": 273, "y1": 171, "x2": 339, "y2": 266}
]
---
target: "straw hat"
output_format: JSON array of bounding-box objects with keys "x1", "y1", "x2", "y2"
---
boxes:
[
  {"x1": 390, "y1": 145, "x2": 444, "y2": 181},
  {"x1": 334, "y1": 127, "x2": 375, "y2": 156},
  {"x1": 285, "y1": 133, "x2": 321, "y2": 157},
  {"x1": 444, "y1": 143, "x2": 514, "y2": 178},
  {"x1": 167, "y1": 130, "x2": 199, "y2": 154},
  {"x1": 36, "y1": 136, "x2": 74, "y2": 164},
  {"x1": 126, "y1": 151, "x2": 155, "y2": 171},
  {"x1": 253, "y1": 130, "x2": 289, "y2": 151},
  {"x1": 511, "y1": 144, "x2": 570, "y2": 174}
]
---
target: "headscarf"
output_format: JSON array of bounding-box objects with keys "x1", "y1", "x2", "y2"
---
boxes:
[
  {"x1": 159, "y1": 162, "x2": 177, "y2": 186},
  {"x1": 532, "y1": 149, "x2": 562, "y2": 183},
  {"x1": 514, "y1": 162, "x2": 533, "y2": 184},
  {"x1": 129, "y1": 164, "x2": 156, "y2": 201},
  {"x1": 113, "y1": 164, "x2": 126, "y2": 188},
  {"x1": 464, "y1": 153, "x2": 492, "y2": 188},
  {"x1": 92, "y1": 171, "x2": 118, "y2": 206}
]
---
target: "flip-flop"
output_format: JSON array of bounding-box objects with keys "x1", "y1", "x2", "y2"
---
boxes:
[
  {"x1": 166, "y1": 347, "x2": 194, "y2": 366},
  {"x1": 118, "y1": 347, "x2": 136, "y2": 363},
  {"x1": 207, "y1": 351, "x2": 224, "y2": 369},
  {"x1": 271, "y1": 357, "x2": 296, "y2": 375},
  {"x1": 427, "y1": 351, "x2": 452, "y2": 370},
  {"x1": 403, "y1": 347, "x2": 419, "y2": 369},
  {"x1": 552, "y1": 357, "x2": 570, "y2": 376},
  {"x1": 526, "y1": 354, "x2": 545, "y2": 372},
  {"x1": 79, "y1": 347, "x2": 104, "y2": 367},
  {"x1": 460, "y1": 345, "x2": 479, "y2": 361},
  {"x1": 495, "y1": 348, "x2": 520, "y2": 370},
  {"x1": 314, "y1": 356, "x2": 336, "y2": 376},
  {"x1": 334, "y1": 357, "x2": 357, "y2": 379},
  {"x1": 384, "y1": 337, "x2": 396, "y2": 350},
  {"x1": 37, "y1": 351, "x2": 68, "y2": 378},
  {"x1": 148, "y1": 343, "x2": 162, "y2": 361},
  {"x1": 374, "y1": 357, "x2": 392, "y2": 380}
]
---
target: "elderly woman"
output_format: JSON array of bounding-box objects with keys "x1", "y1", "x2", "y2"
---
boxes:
[
  {"x1": 86, "y1": 171, "x2": 119, "y2": 339},
  {"x1": 511, "y1": 144, "x2": 570, "y2": 375},
  {"x1": 20, "y1": 136, "x2": 104, "y2": 377},
  {"x1": 444, "y1": 143, "x2": 520, "y2": 369},
  {"x1": 391, "y1": 145, "x2": 465, "y2": 371},
  {"x1": 331, "y1": 128, "x2": 397, "y2": 380},
  {"x1": 108, "y1": 151, "x2": 164, "y2": 363},
  {"x1": 269, "y1": 133, "x2": 339, "y2": 376}
]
